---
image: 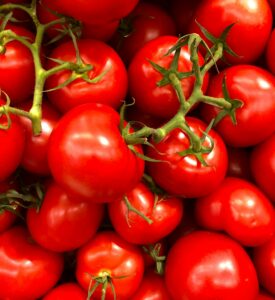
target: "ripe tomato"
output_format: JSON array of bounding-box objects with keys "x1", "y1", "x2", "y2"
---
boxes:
[
  {"x1": 201, "y1": 65, "x2": 275, "y2": 147},
  {"x1": 42, "y1": 283, "x2": 86, "y2": 300},
  {"x1": 265, "y1": 29, "x2": 275, "y2": 75},
  {"x1": 0, "y1": 24, "x2": 35, "y2": 104},
  {"x1": 250, "y1": 134, "x2": 275, "y2": 203},
  {"x1": 45, "y1": 39, "x2": 128, "y2": 113},
  {"x1": 47, "y1": 103, "x2": 144, "y2": 202},
  {"x1": 0, "y1": 99, "x2": 26, "y2": 182},
  {"x1": 27, "y1": 181, "x2": 104, "y2": 252},
  {"x1": 108, "y1": 182, "x2": 183, "y2": 245},
  {"x1": 257, "y1": 291, "x2": 275, "y2": 299},
  {"x1": 253, "y1": 235, "x2": 275, "y2": 296},
  {"x1": 128, "y1": 35, "x2": 209, "y2": 119},
  {"x1": 165, "y1": 231, "x2": 259, "y2": 300},
  {"x1": 188, "y1": 0, "x2": 273, "y2": 65},
  {"x1": 76, "y1": 231, "x2": 144, "y2": 300},
  {"x1": 18, "y1": 100, "x2": 60, "y2": 176},
  {"x1": 195, "y1": 177, "x2": 275, "y2": 247},
  {"x1": 146, "y1": 117, "x2": 228, "y2": 198},
  {"x1": 0, "y1": 226, "x2": 64, "y2": 300}
]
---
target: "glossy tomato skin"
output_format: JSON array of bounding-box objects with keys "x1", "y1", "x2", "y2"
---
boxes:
[
  {"x1": 76, "y1": 231, "x2": 144, "y2": 300},
  {"x1": 46, "y1": 39, "x2": 128, "y2": 113},
  {"x1": 146, "y1": 117, "x2": 228, "y2": 198},
  {"x1": 201, "y1": 65, "x2": 275, "y2": 147},
  {"x1": 195, "y1": 177, "x2": 275, "y2": 247},
  {"x1": 0, "y1": 99, "x2": 26, "y2": 182},
  {"x1": 132, "y1": 269, "x2": 171, "y2": 300},
  {"x1": 0, "y1": 226, "x2": 64, "y2": 300},
  {"x1": 108, "y1": 182, "x2": 183, "y2": 245},
  {"x1": 128, "y1": 35, "x2": 209, "y2": 119},
  {"x1": 42, "y1": 282, "x2": 86, "y2": 300},
  {"x1": 250, "y1": 134, "x2": 275, "y2": 203},
  {"x1": 47, "y1": 103, "x2": 144, "y2": 202},
  {"x1": 18, "y1": 100, "x2": 60, "y2": 176},
  {"x1": 165, "y1": 231, "x2": 259, "y2": 300},
  {"x1": 27, "y1": 181, "x2": 104, "y2": 252},
  {"x1": 0, "y1": 24, "x2": 35, "y2": 104},
  {"x1": 253, "y1": 235, "x2": 275, "y2": 296},
  {"x1": 112, "y1": 2, "x2": 177, "y2": 65},
  {"x1": 188, "y1": 0, "x2": 273, "y2": 65}
]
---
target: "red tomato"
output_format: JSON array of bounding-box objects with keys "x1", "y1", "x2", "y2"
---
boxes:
[
  {"x1": 27, "y1": 181, "x2": 104, "y2": 252},
  {"x1": 47, "y1": 103, "x2": 144, "y2": 202},
  {"x1": 42, "y1": 283, "x2": 86, "y2": 300},
  {"x1": 265, "y1": 29, "x2": 275, "y2": 75},
  {"x1": 146, "y1": 117, "x2": 228, "y2": 198},
  {"x1": 111, "y1": 2, "x2": 177, "y2": 65},
  {"x1": 0, "y1": 99, "x2": 26, "y2": 182},
  {"x1": 0, "y1": 226, "x2": 64, "y2": 300},
  {"x1": 18, "y1": 100, "x2": 60, "y2": 176},
  {"x1": 108, "y1": 182, "x2": 183, "y2": 245},
  {"x1": 45, "y1": 39, "x2": 128, "y2": 113},
  {"x1": 76, "y1": 231, "x2": 144, "y2": 300},
  {"x1": 43, "y1": 0, "x2": 139, "y2": 25},
  {"x1": 253, "y1": 235, "x2": 275, "y2": 296},
  {"x1": 256, "y1": 291, "x2": 275, "y2": 299},
  {"x1": 188, "y1": 0, "x2": 273, "y2": 65},
  {"x1": 201, "y1": 65, "x2": 275, "y2": 147},
  {"x1": 195, "y1": 177, "x2": 275, "y2": 247},
  {"x1": 165, "y1": 231, "x2": 259, "y2": 300},
  {"x1": 0, "y1": 24, "x2": 35, "y2": 104},
  {"x1": 128, "y1": 35, "x2": 209, "y2": 119},
  {"x1": 132, "y1": 269, "x2": 171, "y2": 300},
  {"x1": 250, "y1": 134, "x2": 275, "y2": 203}
]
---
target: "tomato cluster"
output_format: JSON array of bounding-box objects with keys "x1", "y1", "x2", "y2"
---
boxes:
[{"x1": 0, "y1": 0, "x2": 275, "y2": 299}]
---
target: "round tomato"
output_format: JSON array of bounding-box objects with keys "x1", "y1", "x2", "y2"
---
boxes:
[
  {"x1": 42, "y1": 283, "x2": 86, "y2": 300},
  {"x1": 76, "y1": 231, "x2": 144, "y2": 300},
  {"x1": 165, "y1": 230, "x2": 259, "y2": 300},
  {"x1": 47, "y1": 103, "x2": 144, "y2": 202},
  {"x1": 27, "y1": 181, "x2": 104, "y2": 252},
  {"x1": 45, "y1": 39, "x2": 128, "y2": 113},
  {"x1": 188, "y1": 0, "x2": 272, "y2": 65},
  {"x1": 195, "y1": 177, "x2": 275, "y2": 247},
  {"x1": 128, "y1": 35, "x2": 209, "y2": 119},
  {"x1": 108, "y1": 182, "x2": 183, "y2": 244},
  {"x1": 201, "y1": 65, "x2": 275, "y2": 147},
  {"x1": 0, "y1": 226, "x2": 64, "y2": 300},
  {"x1": 146, "y1": 117, "x2": 228, "y2": 198}
]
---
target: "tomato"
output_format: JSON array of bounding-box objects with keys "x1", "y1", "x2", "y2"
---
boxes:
[
  {"x1": 47, "y1": 103, "x2": 144, "y2": 202},
  {"x1": 250, "y1": 134, "x2": 275, "y2": 203},
  {"x1": 42, "y1": 283, "x2": 86, "y2": 300},
  {"x1": 27, "y1": 181, "x2": 104, "y2": 252},
  {"x1": 76, "y1": 231, "x2": 144, "y2": 300},
  {"x1": 188, "y1": 0, "x2": 273, "y2": 65},
  {"x1": 201, "y1": 65, "x2": 275, "y2": 147},
  {"x1": 0, "y1": 99, "x2": 26, "y2": 182},
  {"x1": 165, "y1": 230, "x2": 259, "y2": 300},
  {"x1": 0, "y1": 24, "x2": 35, "y2": 104},
  {"x1": 108, "y1": 182, "x2": 183, "y2": 245},
  {"x1": 132, "y1": 269, "x2": 171, "y2": 300},
  {"x1": 43, "y1": 0, "x2": 139, "y2": 25},
  {"x1": 45, "y1": 39, "x2": 128, "y2": 114},
  {"x1": 18, "y1": 100, "x2": 60, "y2": 176},
  {"x1": 265, "y1": 29, "x2": 275, "y2": 75},
  {"x1": 128, "y1": 35, "x2": 209, "y2": 119},
  {"x1": 111, "y1": 2, "x2": 177, "y2": 65},
  {"x1": 257, "y1": 291, "x2": 275, "y2": 299},
  {"x1": 0, "y1": 226, "x2": 64, "y2": 300},
  {"x1": 195, "y1": 177, "x2": 275, "y2": 247},
  {"x1": 146, "y1": 117, "x2": 228, "y2": 198},
  {"x1": 253, "y1": 235, "x2": 275, "y2": 296}
]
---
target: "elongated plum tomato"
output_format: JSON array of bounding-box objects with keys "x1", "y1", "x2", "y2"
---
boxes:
[
  {"x1": 128, "y1": 35, "x2": 209, "y2": 119},
  {"x1": 165, "y1": 231, "x2": 259, "y2": 300},
  {"x1": 146, "y1": 117, "x2": 228, "y2": 198},
  {"x1": 45, "y1": 39, "x2": 128, "y2": 114},
  {"x1": 201, "y1": 65, "x2": 275, "y2": 147},
  {"x1": 47, "y1": 103, "x2": 144, "y2": 202}
]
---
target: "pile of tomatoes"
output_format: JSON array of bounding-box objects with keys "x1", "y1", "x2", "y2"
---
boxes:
[{"x1": 0, "y1": 0, "x2": 275, "y2": 299}]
